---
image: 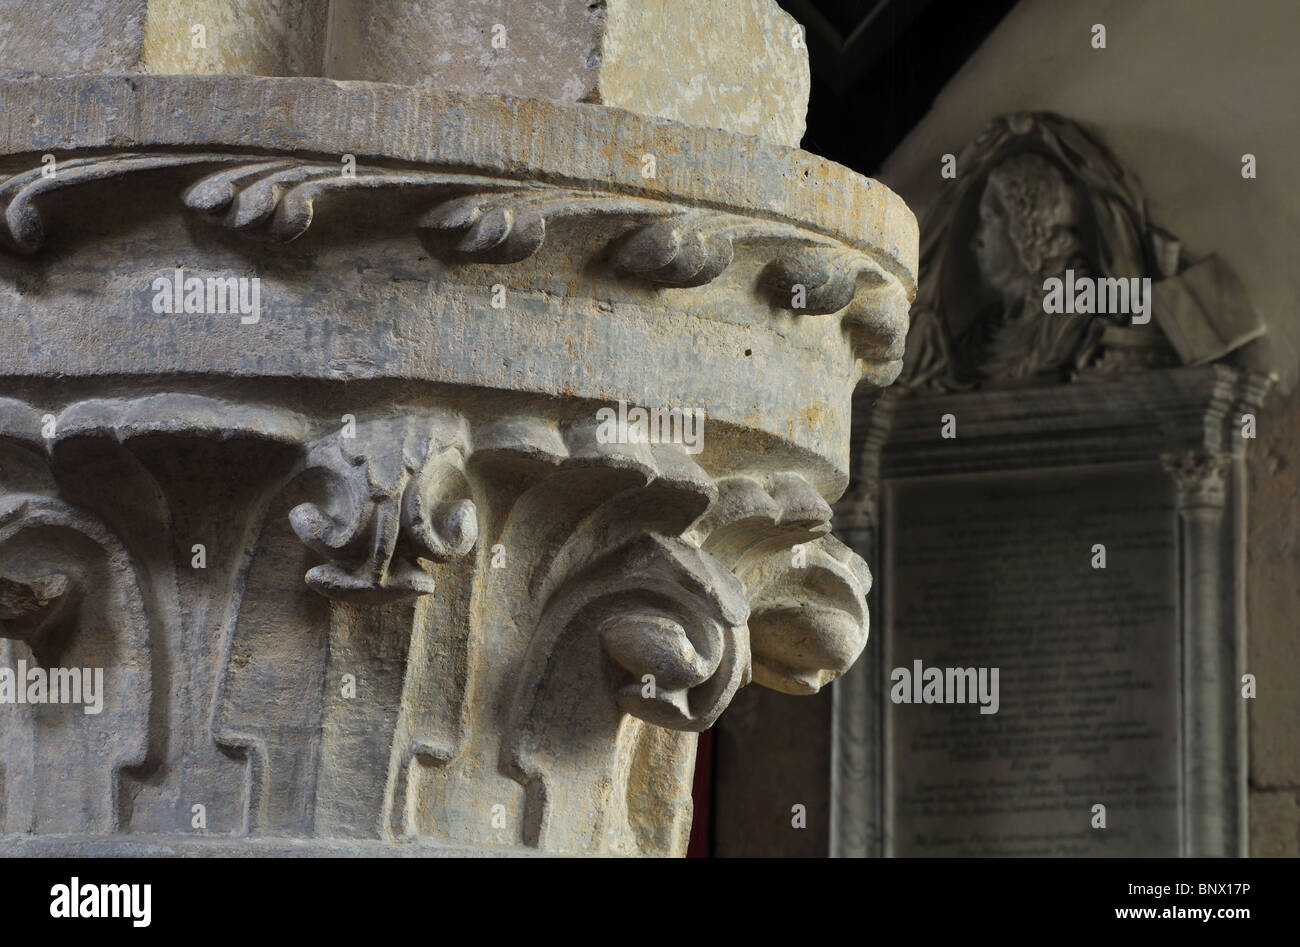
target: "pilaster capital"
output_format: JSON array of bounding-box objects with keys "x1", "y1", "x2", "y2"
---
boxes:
[{"x1": 1161, "y1": 450, "x2": 1232, "y2": 512}]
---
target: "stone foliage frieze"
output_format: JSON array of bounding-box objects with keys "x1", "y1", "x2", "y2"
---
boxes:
[{"x1": 0, "y1": 394, "x2": 870, "y2": 854}]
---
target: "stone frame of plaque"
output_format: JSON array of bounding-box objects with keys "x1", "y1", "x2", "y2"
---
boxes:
[{"x1": 832, "y1": 364, "x2": 1268, "y2": 857}]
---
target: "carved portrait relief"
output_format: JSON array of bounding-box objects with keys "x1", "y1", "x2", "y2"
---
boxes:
[
  {"x1": 898, "y1": 112, "x2": 1189, "y2": 392},
  {"x1": 966, "y1": 153, "x2": 1099, "y2": 381}
]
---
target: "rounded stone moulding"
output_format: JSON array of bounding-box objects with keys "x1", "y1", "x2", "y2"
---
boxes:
[
  {"x1": 0, "y1": 75, "x2": 915, "y2": 484},
  {"x1": 0, "y1": 74, "x2": 916, "y2": 857}
]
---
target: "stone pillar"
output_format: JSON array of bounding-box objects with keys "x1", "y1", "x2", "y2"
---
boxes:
[
  {"x1": 0, "y1": 0, "x2": 916, "y2": 856},
  {"x1": 1161, "y1": 450, "x2": 1243, "y2": 857}
]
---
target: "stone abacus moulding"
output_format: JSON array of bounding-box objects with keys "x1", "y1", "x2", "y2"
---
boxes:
[
  {"x1": 0, "y1": 72, "x2": 917, "y2": 856},
  {"x1": 1, "y1": 146, "x2": 910, "y2": 381}
]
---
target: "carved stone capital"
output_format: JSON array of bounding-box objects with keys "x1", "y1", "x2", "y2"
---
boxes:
[
  {"x1": 0, "y1": 392, "x2": 888, "y2": 854},
  {"x1": 1162, "y1": 451, "x2": 1232, "y2": 511},
  {"x1": 0, "y1": 31, "x2": 917, "y2": 856}
]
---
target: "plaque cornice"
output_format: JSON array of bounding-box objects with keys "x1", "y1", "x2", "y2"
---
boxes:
[{"x1": 867, "y1": 364, "x2": 1267, "y2": 479}]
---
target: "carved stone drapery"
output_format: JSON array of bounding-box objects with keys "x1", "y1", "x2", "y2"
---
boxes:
[{"x1": 0, "y1": 9, "x2": 917, "y2": 857}]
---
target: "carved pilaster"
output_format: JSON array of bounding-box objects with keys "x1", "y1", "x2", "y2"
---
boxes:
[{"x1": 1160, "y1": 449, "x2": 1241, "y2": 856}]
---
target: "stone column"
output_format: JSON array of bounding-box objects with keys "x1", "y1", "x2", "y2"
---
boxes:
[
  {"x1": 1161, "y1": 450, "x2": 1242, "y2": 857},
  {"x1": 0, "y1": 0, "x2": 916, "y2": 856}
]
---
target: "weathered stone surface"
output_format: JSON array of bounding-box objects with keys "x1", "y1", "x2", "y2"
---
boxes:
[
  {"x1": 0, "y1": 76, "x2": 917, "y2": 464},
  {"x1": 322, "y1": 0, "x2": 607, "y2": 100},
  {"x1": 2, "y1": 0, "x2": 810, "y2": 145},
  {"x1": 0, "y1": 0, "x2": 326, "y2": 78},
  {"x1": 0, "y1": 0, "x2": 148, "y2": 74},
  {"x1": 0, "y1": 8, "x2": 914, "y2": 857},
  {"x1": 140, "y1": 0, "x2": 326, "y2": 76},
  {"x1": 588, "y1": 0, "x2": 810, "y2": 146},
  {"x1": 1247, "y1": 381, "x2": 1300, "y2": 790}
]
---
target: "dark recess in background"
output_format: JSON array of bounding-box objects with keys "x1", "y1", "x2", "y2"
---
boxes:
[
  {"x1": 688, "y1": 0, "x2": 1020, "y2": 858},
  {"x1": 776, "y1": 0, "x2": 1020, "y2": 175},
  {"x1": 776, "y1": 0, "x2": 1020, "y2": 525}
]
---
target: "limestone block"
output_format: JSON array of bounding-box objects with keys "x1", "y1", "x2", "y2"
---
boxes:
[
  {"x1": 140, "y1": 0, "x2": 326, "y2": 76},
  {"x1": 326, "y1": 0, "x2": 810, "y2": 144},
  {"x1": 0, "y1": 0, "x2": 810, "y2": 145},
  {"x1": 593, "y1": 0, "x2": 809, "y2": 145},
  {"x1": 0, "y1": 0, "x2": 144, "y2": 74},
  {"x1": 0, "y1": 0, "x2": 326, "y2": 78}
]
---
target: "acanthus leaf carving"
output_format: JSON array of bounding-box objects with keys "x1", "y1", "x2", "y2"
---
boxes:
[
  {"x1": 0, "y1": 490, "x2": 153, "y2": 834},
  {"x1": 183, "y1": 160, "x2": 476, "y2": 244},
  {"x1": 760, "y1": 246, "x2": 884, "y2": 315},
  {"x1": 691, "y1": 471, "x2": 832, "y2": 573},
  {"x1": 745, "y1": 534, "x2": 871, "y2": 696},
  {"x1": 0, "y1": 392, "x2": 886, "y2": 855},
  {"x1": 500, "y1": 524, "x2": 746, "y2": 852},
  {"x1": 0, "y1": 153, "x2": 230, "y2": 254},
  {"x1": 613, "y1": 213, "x2": 737, "y2": 287},
  {"x1": 691, "y1": 471, "x2": 871, "y2": 696},
  {"x1": 290, "y1": 415, "x2": 477, "y2": 603},
  {"x1": 593, "y1": 535, "x2": 751, "y2": 731},
  {"x1": 418, "y1": 189, "x2": 655, "y2": 264}
]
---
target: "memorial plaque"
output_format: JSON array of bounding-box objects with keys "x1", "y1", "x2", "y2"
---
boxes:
[
  {"x1": 884, "y1": 465, "x2": 1180, "y2": 856},
  {"x1": 827, "y1": 113, "x2": 1262, "y2": 860}
]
